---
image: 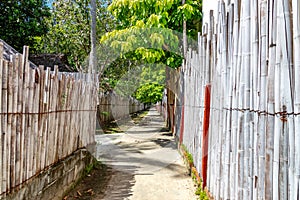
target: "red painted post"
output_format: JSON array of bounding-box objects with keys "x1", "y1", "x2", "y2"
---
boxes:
[
  {"x1": 179, "y1": 101, "x2": 185, "y2": 144},
  {"x1": 201, "y1": 84, "x2": 211, "y2": 189}
]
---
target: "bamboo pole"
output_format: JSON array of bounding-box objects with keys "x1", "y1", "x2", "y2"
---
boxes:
[
  {"x1": 30, "y1": 68, "x2": 38, "y2": 176},
  {"x1": 273, "y1": 1, "x2": 283, "y2": 198},
  {"x1": 256, "y1": 1, "x2": 268, "y2": 199},
  {"x1": 292, "y1": 0, "x2": 300, "y2": 199},
  {"x1": 0, "y1": 44, "x2": 3, "y2": 194},
  {"x1": 38, "y1": 65, "x2": 46, "y2": 170},
  {"x1": 10, "y1": 55, "x2": 19, "y2": 188},
  {"x1": 7, "y1": 61, "x2": 13, "y2": 190},
  {"x1": 34, "y1": 68, "x2": 41, "y2": 174},
  {"x1": 249, "y1": 0, "x2": 259, "y2": 199},
  {"x1": 52, "y1": 66, "x2": 59, "y2": 162},
  {"x1": 280, "y1": 0, "x2": 293, "y2": 199},
  {"x1": 27, "y1": 67, "x2": 34, "y2": 178},
  {"x1": 230, "y1": 0, "x2": 241, "y2": 198},
  {"x1": 16, "y1": 54, "x2": 23, "y2": 187},
  {"x1": 46, "y1": 72, "x2": 54, "y2": 165},
  {"x1": 1, "y1": 60, "x2": 8, "y2": 193},
  {"x1": 240, "y1": 0, "x2": 252, "y2": 197},
  {"x1": 233, "y1": 0, "x2": 246, "y2": 198},
  {"x1": 21, "y1": 46, "x2": 29, "y2": 182},
  {"x1": 264, "y1": 1, "x2": 277, "y2": 199}
]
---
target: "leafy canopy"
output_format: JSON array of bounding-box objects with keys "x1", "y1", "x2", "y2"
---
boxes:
[
  {"x1": 100, "y1": 0, "x2": 202, "y2": 103},
  {"x1": 35, "y1": 0, "x2": 116, "y2": 71},
  {"x1": 0, "y1": 0, "x2": 50, "y2": 52}
]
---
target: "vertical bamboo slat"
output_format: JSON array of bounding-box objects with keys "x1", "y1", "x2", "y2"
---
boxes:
[
  {"x1": 22, "y1": 47, "x2": 29, "y2": 181},
  {"x1": 0, "y1": 44, "x2": 3, "y2": 194},
  {"x1": 10, "y1": 55, "x2": 19, "y2": 189},
  {"x1": 292, "y1": 0, "x2": 300, "y2": 199},
  {"x1": 16, "y1": 54, "x2": 23, "y2": 188},
  {"x1": 1, "y1": 60, "x2": 8, "y2": 194}
]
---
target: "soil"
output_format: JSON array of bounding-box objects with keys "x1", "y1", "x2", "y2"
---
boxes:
[{"x1": 63, "y1": 163, "x2": 112, "y2": 200}]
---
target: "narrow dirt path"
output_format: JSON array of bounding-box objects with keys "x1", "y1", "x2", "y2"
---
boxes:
[{"x1": 94, "y1": 107, "x2": 197, "y2": 200}]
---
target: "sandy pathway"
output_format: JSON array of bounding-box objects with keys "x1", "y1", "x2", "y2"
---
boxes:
[{"x1": 95, "y1": 107, "x2": 197, "y2": 200}]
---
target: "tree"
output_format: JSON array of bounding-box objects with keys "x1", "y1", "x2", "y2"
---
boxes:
[
  {"x1": 35, "y1": 0, "x2": 116, "y2": 71},
  {"x1": 100, "y1": 0, "x2": 202, "y2": 102},
  {"x1": 0, "y1": 0, "x2": 50, "y2": 52},
  {"x1": 90, "y1": 0, "x2": 97, "y2": 74}
]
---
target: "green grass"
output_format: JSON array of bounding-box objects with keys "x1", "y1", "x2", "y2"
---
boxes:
[{"x1": 181, "y1": 144, "x2": 210, "y2": 200}]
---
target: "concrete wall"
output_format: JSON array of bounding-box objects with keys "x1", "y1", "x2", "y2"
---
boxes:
[{"x1": 2, "y1": 149, "x2": 95, "y2": 200}]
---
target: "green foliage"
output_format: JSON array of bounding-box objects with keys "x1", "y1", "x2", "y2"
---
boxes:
[
  {"x1": 35, "y1": 0, "x2": 117, "y2": 71},
  {"x1": 0, "y1": 0, "x2": 50, "y2": 52},
  {"x1": 134, "y1": 83, "x2": 164, "y2": 103},
  {"x1": 100, "y1": 0, "x2": 202, "y2": 102},
  {"x1": 181, "y1": 144, "x2": 194, "y2": 164},
  {"x1": 195, "y1": 186, "x2": 209, "y2": 200}
]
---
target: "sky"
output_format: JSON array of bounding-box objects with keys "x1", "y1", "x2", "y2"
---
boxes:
[
  {"x1": 46, "y1": 0, "x2": 54, "y2": 7},
  {"x1": 202, "y1": 0, "x2": 219, "y2": 24}
]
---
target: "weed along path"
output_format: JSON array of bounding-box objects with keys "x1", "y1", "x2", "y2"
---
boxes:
[{"x1": 94, "y1": 107, "x2": 197, "y2": 200}]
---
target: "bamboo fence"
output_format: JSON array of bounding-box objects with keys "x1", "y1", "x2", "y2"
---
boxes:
[
  {"x1": 0, "y1": 44, "x2": 98, "y2": 196},
  {"x1": 97, "y1": 92, "x2": 146, "y2": 124},
  {"x1": 170, "y1": 0, "x2": 300, "y2": 199}
]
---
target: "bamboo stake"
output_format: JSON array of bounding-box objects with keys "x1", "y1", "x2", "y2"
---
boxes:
[
  {"x1": 280, "y1": 0, "x2": 294, "y2": 199},
  {"x1": 234, "y1": 0, "x2": 246, "y2": 198},
  {"x1": 27, "y1": 67, "x2": 34, "y2": 178},
  {"x1": 30, "y1": 68, "x2": 38, "y2": 176},
  {"x1": 21, "y1": 47, "x2": 30, "y2": 182},
  {"x1": 265, "y1": 0, "x2": 277, "y2": 199},
  {"x1": 10, "y1": 55, "x2": 19, "y2": 188},
  {"x1": 34, "y1": 68, "x2": 41, "y2": 173},
  {"x1": 0, "y1": 44, "x2": 3, "y2": 194},
  {"x1": 292, "y1": 0, "x2": 300, "y2": 199},
  {"x1": 46, "y1": 72, "x2": 54, "y2": 165},
  {"x1": 1, "y1": 60, "x2": 8, "y2": 193},
  {"x1": 273, "y1": 2, "x2": 283, "y2": 198},
  {"x1": 7, "y1": 61, "x2": 13, "y2": 190},
  {"x1": 16, "y1": 54, "x2": 23, "y2": 187},
  {"x1": 230, "y1": 0, "x2": 241, "y2": 198},
  {"x1": 257, "y1": 1, "x2": 268, "y2": 199},
  {"x1": 38, "y1": 65, "x2": 46, "y2": 170},
  {"x1": 52, "y1": 66, "x2": 59, "y2": 162},
  {"x1": 249, "y1": 0, "x2": 259, "y2": 199},
  {"x1": 240, "y1": 0, "x2": 252, "y2": 197}
]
